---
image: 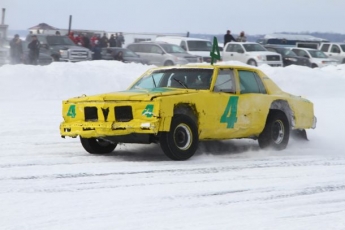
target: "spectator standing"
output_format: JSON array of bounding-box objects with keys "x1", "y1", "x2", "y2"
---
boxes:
[
  {"x1": 100, "y1": 33, "x2": 109, "y2": 48},
  {"x1": 116, "y1": 32, "x2": 125, "y2": 48},
  {"x1": 109, "y1": 34, "x2": 117, "y2": 47},
  {"x1": 236, "y1": 31, "x2": 247, "y2": 42},
  {"x1": 224, "y1": 30, "x2": 236, "y2": 46},
  {"x1": 28, "y1": 35, "x2": 40, "y2": 65},
  {"x1": 75, "y1": 33, "x2": 85, "y2": 46},
  {"x1": 68, "y1": 31, "x2": 77, "y2": 44},
  {"x1": 55, "y1": 31, "x2": 61, "y2": 35},
  {"x1": 82, "y1": 34, "x2": 91, "y2": 49},
  {"x1": 92, "y1": 40, "x2": 102, "y2": 60},
  {"x1": 90, "y1": 34, "x2": 98, "y2": 47},
  {"x1": 10, "y1": 34, "x2": 23, "y2": 64}
]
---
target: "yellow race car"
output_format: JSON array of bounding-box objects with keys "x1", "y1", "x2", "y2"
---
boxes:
[{"x1": 60, "y1": 64, "x2": 316, "y2": 160}]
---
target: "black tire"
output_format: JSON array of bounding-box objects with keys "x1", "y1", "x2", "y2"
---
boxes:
[
  {"x1": 311, "y1": 63, "x2": 318, "y2": 68},
  {"x1": 258, "y1": 111, "x2": 290, "y2": 150},
  {"x1": 164, "y1": 60, "x2": 174, "y2": 66},
  {"x1": 80, "y1": 137, "x2": 117, "y2": 154},
  {"x1": 247, "y1": 59, "x2": 257, "y2": 66},
  {"x1": 160, "y1": 115, "x2": 199, "y2": 160}
]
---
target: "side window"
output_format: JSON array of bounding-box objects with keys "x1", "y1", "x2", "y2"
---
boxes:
[
  {"x1": 127, "y1": 44, "x2": 138, "y2": 52},
  {"x1": 320, "y1": 44, "x2": 330, "y2": 52},
  {"x1": 238, "y1": 70, "x2": 266, "y2": 94},
  {"x1": 234, "y1": 44, "x2": 244, "y2": 53},
  {"x1": 150, "y1": 45, "x2": 162, "y2": 54},
  {"x1": 331, "y1": 45, "x2": 340, "y2": 53},
  {"x1": 180, "y1": 41, "x2": 187, "y2": 51},
  {"x1": 214, "y1": 69, "x2": 235, "y2": 93},
  {"x1": 226, "y1": 44, "x2": 235, "y2": 52},
  {"x1": 139, "y1": 44, "x2": 151, "y2": 53},
  {"x1": 296, "y1": 50, "x2": 309, "y2": 58}
]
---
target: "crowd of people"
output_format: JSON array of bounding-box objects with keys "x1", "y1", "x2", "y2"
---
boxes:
[
  {"x1": 64, "y1": 31, "x2": 125, "y2": 60},
  {"x1": 224, "y1": 30, "x2": 247, "y2": 46}
]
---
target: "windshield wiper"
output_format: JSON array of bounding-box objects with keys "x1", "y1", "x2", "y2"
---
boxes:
[
  {"x1": 151, "y1": 75, "x2": 156, "y2": 88},
  {"x1": 173, "y1": 78, "x2": 188, "y2": 88}
]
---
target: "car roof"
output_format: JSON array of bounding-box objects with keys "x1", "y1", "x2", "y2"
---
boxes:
[
  {"x1": 157, "y1": 36, "x2": 210, "y2": 41},
  {"x1": 291, "y1": 47, "x2": 319, "y2": 51}
]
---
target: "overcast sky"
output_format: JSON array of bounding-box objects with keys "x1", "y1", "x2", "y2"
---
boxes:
[{"x1": 1, "y1": 0, "x2": 345, "y2": 35}]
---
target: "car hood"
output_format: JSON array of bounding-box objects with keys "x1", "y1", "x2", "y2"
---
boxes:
[
  {"x1": 51, "y1": 45, "x2": 89, "y2": 51},
  {"x1": 66, "y1": 88, "x2": 199, "y2": 103},
  {"x1": 187, "y1": 51, "x2": 211, "y2": 57},
  {"x1": 248, "y1": 51, "x2": 280, "y2": 56},
  {"x1": 171, "y1": 53, "x2": 198, "y2": 58}
]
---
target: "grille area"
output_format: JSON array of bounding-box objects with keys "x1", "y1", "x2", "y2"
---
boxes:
[
  {"x1": 202, "y1": 57, "x2": 211, "y2": 63},
  {"x1": 115, "y1": 106, "x2": 133, "y2": 122},
  {"x1": 84, "y1": 107, "x2": 98, "y2": 121},
  {"x1": 184, "y1": 56, "x2": 199, "y2": 63},
  {"x1": 69, "y1": 50, "x2": 89, "y2": 62},
  {"x1": 266, "y1": 55, "x2": 281, "y2": 61}
]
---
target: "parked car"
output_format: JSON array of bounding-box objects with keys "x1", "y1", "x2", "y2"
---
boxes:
[
  {"x1": 126, "y1": 41, "x2": 200, "y2": 66},
  {"x1": 155, "y1": 36, "x2": 213, "y2": 63},
  {"x1": 100, "y1": 47, "x2": 148, "y2": 64},
  {"x1": 60, "y1": 64, "x2": 316, "y2": 161},
  {"x1": 319, "y1": 43, "x2": 345, "y2": 64},
  {"x1": 223, "y1": 42, "x2": 283, "y2": 67},
  {"x1": 290, "y1": 47, "x2": 338, "y2": 68},
  {"x1": 26, "y1": 34, "x2": 93, "y2": 62},
  {"x1": 264, "y1": 45, "x2": 311, "y2": 67}
]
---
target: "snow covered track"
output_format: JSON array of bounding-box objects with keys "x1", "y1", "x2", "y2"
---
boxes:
[{"x1": 1, "y1": 61, "x2": 345, "y2": 229}]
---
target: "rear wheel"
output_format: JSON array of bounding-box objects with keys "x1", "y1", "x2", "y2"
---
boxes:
[
  {"x1": 80, "y1": 137, "x2": 117, "y2": 154},
  {"x1": 247, "y1": 59, "x2": 257, "y2": 66},
  {"x1": 258, "y1": 111, "x2": 290, "y2": 150},
  {"x1": 160, "y1": 115, "x2": 199, "y2": 160}
]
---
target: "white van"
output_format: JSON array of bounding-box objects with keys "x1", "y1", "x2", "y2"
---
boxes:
[{"x1": 155, "y1": 36, "x2": 213, "y2": 63}]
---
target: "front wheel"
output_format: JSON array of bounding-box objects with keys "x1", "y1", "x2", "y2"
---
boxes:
[
  {"x1": 80, "y1": 137, "x2": 117, "y2": 154},
  {"x1": 164, "y1": 60, "x2": 174, "y2": 66},
  {"x1": 160, "y1": 115, "x2": 199, "y2": 160},
  {"x1": 247, "y1": 59, "x2": 257, "y2": 66},
  {"x1": 258, "y1": 111, "x2": 290, "y2": 150}
]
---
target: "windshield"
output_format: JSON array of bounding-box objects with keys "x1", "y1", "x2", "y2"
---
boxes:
[
  {"x1": 243, "y1": 44, "x2": 267, "y2": 52},
  {"x1": 276, "y1": 48, "x2": 298, "y2": 57},
  {"x1": 187, "y1": 40, "x2": 212, "y2": 51},
  {"x1": 130, "y1": 69, "x2": 214, "y2": 90},
  {"x1": 340, "y1": 44, "x2": 345, "y2": 52},
  {"x1": 159, "y1": 44, "x2": 186, "y2": 53},
  {"x1": 46, "y1": 36, "x2": 76, "y2": 46},
  {"x1": 308, "y1": 50, "x2": 328, "y2": 58}
]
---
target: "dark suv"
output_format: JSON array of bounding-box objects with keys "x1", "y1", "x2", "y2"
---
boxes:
[
  {"x1": 26, "y1": 35, "x2": 92, "y2": 62},
  {"x1": 264, "y1": 45, "x2": 311, "y2": 67}
]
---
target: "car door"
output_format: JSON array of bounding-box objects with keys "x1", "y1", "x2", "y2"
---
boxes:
[
  {"x1": 149, "y1": 45, "x2": 165, "y2": 66},
  {"x1": 328, "y1": 44, "x2": 342, "y2": 63},
  {"x1": 199, "y1": 69, "x2": 268, "y2": 139},
  {"x1": 222, "y1": 44, "x2": 236, "y2": 61}
]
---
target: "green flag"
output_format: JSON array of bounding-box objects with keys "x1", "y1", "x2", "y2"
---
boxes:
[{"x1": 210, "y1": 37, "x2": 221, "y2": 65}]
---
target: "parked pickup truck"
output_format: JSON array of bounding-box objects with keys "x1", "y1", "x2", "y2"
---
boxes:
[
  {"x1": 319, "y1": 43, "x2": 345, "y2": 64},
  {"x1": 223, "y1": 42, "x2": 283, "y2": 67},
  {"x1": 26, "y1": 34, "x2": 93, "y2": 62}
]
